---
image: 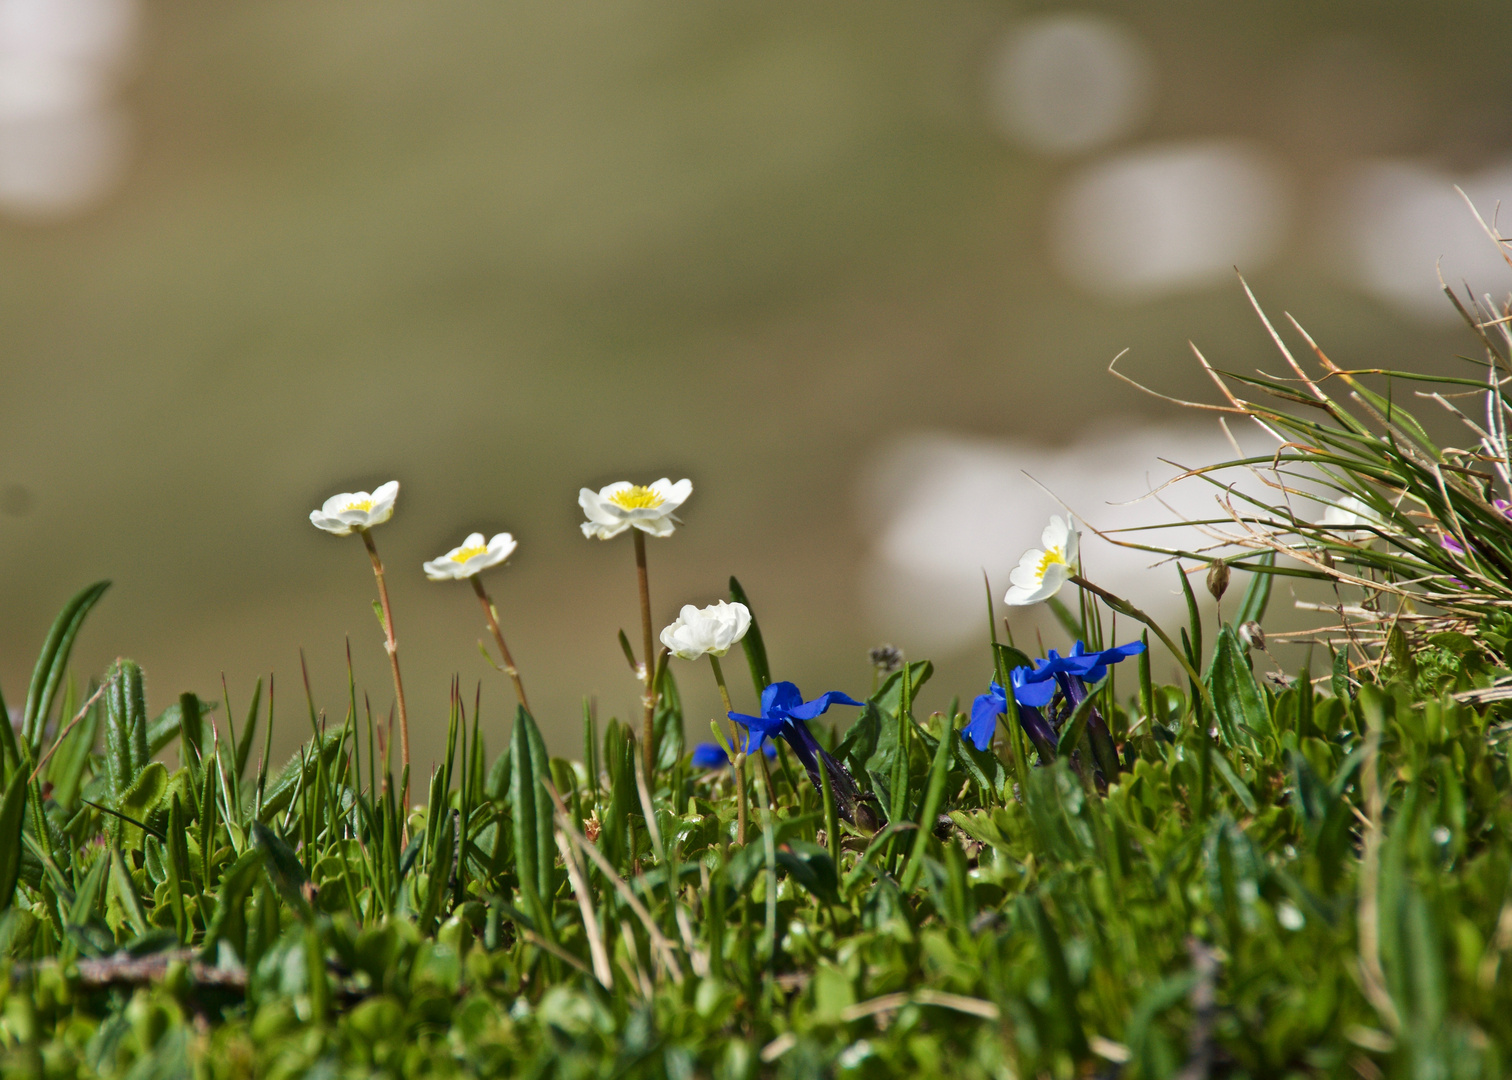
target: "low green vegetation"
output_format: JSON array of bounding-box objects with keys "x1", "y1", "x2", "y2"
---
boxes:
[{"x1": 5, "y1": 287, "x2": 1512, "y2": 1078}]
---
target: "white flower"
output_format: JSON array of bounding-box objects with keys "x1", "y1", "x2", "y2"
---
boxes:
[
  {"x1": 423, "y1": 532, "x2": 518, "y2": 581},
  {"x1": 310, "y1": 481, "x2": 399, "y2": 536},
  {"x1": 659, "y1": 601, "x2": 751, "y2": 660},
  {"x1": 578, "y1": 478, "x2": 692, "y2": 540},
  {"x1": 1320, "y1": 495, "x2": 1386, "y2": 532},
  {"x1": 1004, "y1": 514, "x2": 1079, "y2": 606}
]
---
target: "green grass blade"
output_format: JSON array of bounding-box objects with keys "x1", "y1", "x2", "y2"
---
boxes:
[
  {"x1": 901, "y1": 722, "x2": 953, "y2": 890},
  {"x1": 21, "y1": 580, "x2": 110, "y2": 756},
  {"x1": 1233, "y1": 551, "x2": 1276, "y2": 627},
  {"x1": 0, "y1": 778, "x2": 28, "y2": 912},
  {"x1": 728, "y1": 576, "x2": 772, "y2": 694}
]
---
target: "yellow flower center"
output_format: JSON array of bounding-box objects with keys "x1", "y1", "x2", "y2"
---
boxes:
[
  {"x1": 1035, "y1": 547, "x2": 1066, "y2": 579},
  {"x1": 346, "y1": 499, "x2": 374, "y2": 513},
  {"x1": 450, "y1": 544, "x2": 487, "y2": 563},
  {"x1": 608, "y1": 485, "x2": 664, "y2": 510}
]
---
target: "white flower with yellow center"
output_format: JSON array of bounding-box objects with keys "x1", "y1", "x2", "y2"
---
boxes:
[
  {"x1": 309, "y1": 481, "x2": 399, "y2": 536},
  {"x1": 1005, "y1": 514, "x2": 1079, "y2": 606},
  {"x1": 578, "y1": 478, "x2": 692, "y2": 540},
  {"x1": 659, "y1": 601, "x2": 752, "y2": 661},
  {"x1": 423, "y1": 532, "x2": 518, "y2": 581}
]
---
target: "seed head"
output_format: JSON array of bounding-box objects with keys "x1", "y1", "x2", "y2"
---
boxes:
[
  {"x1": 1206, "y1": 560, "x2": 1231, "y2": 602},
  {"x1": 869, "y1": 643, "x2": 903, "y2": 674},
  {"x1": 1238, "y1": 620, "x2": 1265, "y2": 651}
]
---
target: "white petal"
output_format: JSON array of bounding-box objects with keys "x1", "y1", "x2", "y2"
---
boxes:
[
  {"x1": 650, "y1": 477, "x2": 693, "y2": 512},
  {"x1": 368, "y1": 481, "x2": 400, "y2": 522},
  {"x1": 1062, "y1": 521, "x2": 1080, "y2": 565},
  {"x1": 634, "y1": 515, "x2": 676, "y2": 538},
  {"x1": 485, "y1": 533, "x2": 518, "y2": 563},
  {"x1": 310, "y1": 510, "x2": 353, "y2": 536},
  {"x1": 423, "y1": 557, "x2": 460, "y2": 581},
  {"x1": 319, "y1": 491, "x2": 361, "y2": 517}
]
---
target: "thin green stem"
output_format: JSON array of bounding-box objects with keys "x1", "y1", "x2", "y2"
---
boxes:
[
  {"x1": 633, "y1": 530, "x2": 658, "y2": 780},
  {"x1": 710, "y1": 655, "x2": 747, "y2": 847},
  {"x1": 471, "y1": 576, "x2": 530, "y2": 713},
  {"x1": 361, "y1": 529, "x2": 410, "y2": 809}
]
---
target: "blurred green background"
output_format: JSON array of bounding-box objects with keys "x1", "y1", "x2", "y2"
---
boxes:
[{"x1": 4, "y1": 0, "x2": 1511, "y2": 766}]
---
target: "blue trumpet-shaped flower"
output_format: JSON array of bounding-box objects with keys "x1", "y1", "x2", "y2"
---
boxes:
[
  {"x1": 729, "y1": 681, "x2": 865, "y2": 756},
  {"x1": 966, "y1": 639, "x2": 1145, "y2": 752},
  {"x1": 728, "y1": 681, "x2": 870, "y2": 824}
]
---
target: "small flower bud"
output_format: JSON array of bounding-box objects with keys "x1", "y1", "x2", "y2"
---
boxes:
[
  {"x1": 869, "y1": 643, "x2": 903, "y2": 674},
  {"x1": 1206, "y1": 560, "x2": 1231, "y2": 602},
  {"x1": 1238, "y1": 620, "x2": 1265, "y2": 651}
]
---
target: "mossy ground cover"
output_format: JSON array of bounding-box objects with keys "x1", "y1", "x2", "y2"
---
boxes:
[{"x1": 5, "y1": 288, "x2": 1512, "y2": 1078}]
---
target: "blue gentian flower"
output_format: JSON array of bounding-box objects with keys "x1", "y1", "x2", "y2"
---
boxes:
[
  {"x1": 690, "y1": 741, "x2": 774, "y2": 770},
  {"x1": 965, "y1": 639, "x2": 1145, "y2": 755},
  {"x1": 965, "y1": 682, "x2": 1007, "y2": 751},
  {"x1": 728, "y1": 681, "x2": 869, "y2": 823},
  {"x1": 729, "y1": 681, "x2": 865, "y2": 756}
]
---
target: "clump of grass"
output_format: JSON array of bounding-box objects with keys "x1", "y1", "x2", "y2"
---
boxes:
[{"x1": 3, "y1": 284, "x2": 1512, "y2": 1077}]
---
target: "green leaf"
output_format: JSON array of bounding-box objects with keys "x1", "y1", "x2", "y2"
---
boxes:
[
  {"x1": 509, "y1": 705, "x2": 556, "y2": 930},
  {"x1": 256, "y1": 732, "x2": 344, "y2": 821},
  {"x1": 144, "y1": 696, "x2": 218, "y2": 758},
  {"x1": 1056, "y1": 688, "x2": 1100, "y2": 760},
  {"x1": 653, "y1": 664, "x2": 685, "y2": 771},
  {"x1": 200, "y1": 848, "x2": 266, "y2": 963},
  {"x1": 46, "y1": 691, "x2": 100, "y2": 810},
  {"x1": 1178, "y1": 564, "x2": 1202, "y2": 669},
  {"x1": 1206, "y1": 624, "x2": 1270, "y2": 749},
  {"x1": 901, "y1": 723, "x2": 954, "y2": 890},
  {"x1": 252, "y1": 820, "x2": 312, "y2": 923},
  {"x1": 0, "y1": 778, "x2": 29, "y2": 913},
  {"x1": 165, "y1": 793, "x2": 191, "y2": 944},
  {"x1": 774, "y1": 840, "x2": 839, "y2": 905},
  {"x1": 109, "y1": 845, "x2": 150, "y2": 937},
  {"x1": 1023, "y1": 894, "x2": 1088, "y2": 1058},
  {"x1": 729, "y1": 576, "x2": 772, "y2": 694},
  {"x1": 1209, "y1": 749, "x2": 1258, "y2": 815},
  {"x1": 992, "y1": 643, "x2": 1034, "y2": 677},
  {"x1": 418, "y1": 809, "x2": 455, "y2": 934},
  {"x1": 22, "y1": 580, "x2": 110, "y2": 756},
  {"x1": 68, "y1": 853, "x2": 110, "y2": 929},
  {"x1": 1233, "y1": 551, "x2": 1276, "y2": 626},
  {"x1": 115, "y1": 762, "x2": 169, "y2": 847},
  {"x1": 104, "y1": 660, "x2": 150, "y2": 801},
  {"x1": 235, "y1": 678, "x2": 262, "y2": 781}
]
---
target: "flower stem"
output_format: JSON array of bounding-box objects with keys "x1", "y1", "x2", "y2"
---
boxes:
[
  {"x1": 710, "y1": 655, "x2": 747, "y2": 847},
  {"x1": 471, "y1": 576, "x2": 530, "y2": 713},
  {"x1": 633, "y1": 529, "x2": 658, "y2": 780},
  {"x1": 361, "y1": 529, "x2": 410, "y2": 808}
]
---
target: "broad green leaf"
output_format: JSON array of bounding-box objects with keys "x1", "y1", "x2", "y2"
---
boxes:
[
  {"x1": 1206, "y1": 624, "x2": 1270, "y2": 749},
  {"x1": 115, "y1": 756, "x2": 169, "y2": 847}
]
